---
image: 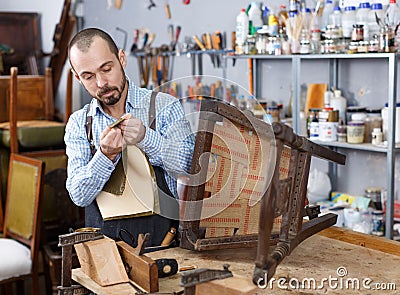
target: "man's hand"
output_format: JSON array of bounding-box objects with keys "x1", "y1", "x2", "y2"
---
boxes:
[
  {"x1": 99, "y1": 126, "x2": 123, "y2": 161},
  {"x1": 119, "y1": 113, "x2": 146, "y2": 145}
]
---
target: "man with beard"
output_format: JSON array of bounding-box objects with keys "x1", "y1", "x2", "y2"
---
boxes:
[{"x1": 65, "y1": 28, "x2": 194, "y2": 246}]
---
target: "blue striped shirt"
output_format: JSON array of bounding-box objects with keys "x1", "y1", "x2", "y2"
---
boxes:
[{"x1": 65, "y1": 76, "x2": 195, "y2": 207}]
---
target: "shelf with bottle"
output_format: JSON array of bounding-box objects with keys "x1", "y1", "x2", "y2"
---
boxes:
[
  {"x1": 228, "y1": 52, "x2": 399, "y2": 60},
  {"x1": 222, "y1": 51, "x2": 399, "y2": 239},
  {"x1": 311, "y1": 140, "x2": 400, "y2": 153}
]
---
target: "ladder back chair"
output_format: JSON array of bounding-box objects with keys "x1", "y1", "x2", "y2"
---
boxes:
[{"x1": 0, "y1": 153, "x2": 44, "y2": 295}]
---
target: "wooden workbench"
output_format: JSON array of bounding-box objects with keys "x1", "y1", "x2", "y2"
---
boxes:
[{"x1": 72, "y1": 227, "x2": 400, "y2": 294}]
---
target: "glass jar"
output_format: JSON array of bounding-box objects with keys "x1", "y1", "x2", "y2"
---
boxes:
[
  {"x1": 348, "y1": 41, "x2": 359, "y2": 53},
  {"x1": 337, "y1": 121, "x2": 347, "y2": 142},
  {"x1": 379, "y1": 26, "x2": 396, "y2": 53},
  {"x1": 368, "y1": 35, "x2": 380, "y2": 52},
  {"x1": 351, "y1": 24, "x2": 364, "y2": 42},
  {"x1": 266, "y1": 36, "x2": 282, "y2": 55},
  {"x1": 357, "y1": 40, "x2": 369, "y2": 53},
  {"x1": 364, "y1": 108, "x2": 383, "y2": 143},
  {"x1": 365, "y1": 187, "x2": 382, "y2": 210},
  {"x1": 244, "y1": 34, "x2": 257, "y2": 55},
  {"x1": 266, "y1": 106, "x2": 280, "y2": 122},
  {"x1": 256, "y1": 27, "x2": 269, "y2": 54}
]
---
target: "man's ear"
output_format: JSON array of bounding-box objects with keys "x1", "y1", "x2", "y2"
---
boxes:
[{"x1": 118, "y1": 49, "x2": 127, "y2": 69}]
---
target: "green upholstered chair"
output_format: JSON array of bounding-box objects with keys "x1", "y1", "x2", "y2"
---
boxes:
[
  {"x1": 0, "y1": 67, "x2": 66, "y2": 154},
  {"x1": 0, "y1": 153, "x2": 44, "y2": 294}
]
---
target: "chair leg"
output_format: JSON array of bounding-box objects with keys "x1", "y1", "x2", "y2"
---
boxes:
[
  {"x1": 4, "y1": 282, "x2": 13, "y2": 294},
  {"x1": 15, "y1": 280, "x2": 23, "y2": 294},
  {"x1": 31, "y1": 273, "x2": 40, "y2": 295}
]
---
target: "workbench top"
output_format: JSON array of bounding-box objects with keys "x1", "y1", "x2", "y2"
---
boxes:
[
  {"x1": 72, "y1": 227, "x2": 400, "y2": 294},
  {"x1": 146, "y1": 228, "x2": 400, "y2": 294}
]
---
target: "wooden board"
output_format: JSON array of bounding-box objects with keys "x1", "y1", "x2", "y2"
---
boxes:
[
  {"x1": 74, "y1": 236, "x2": 129, "y2": 287},
  {"x1": 196, "y1": 275, "x2": 259, "y2": 295},
  {"x1": 319, "y1": 226, "x2": 400, "y2": 256},
  {"x1": 72, "y1": 268, "x2": 137, "y2": 295}
]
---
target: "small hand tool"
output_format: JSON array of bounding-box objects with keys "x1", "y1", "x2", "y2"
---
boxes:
[
  {"x1": 165, "y1": 0, "x2": 171, "y2": 19},
  {"x1": 116, "y1": 27, "x2": 128, "y2": 51},
  {"x1": 203, "y1": 33, "x2": 215, "y2": 67},
  {"x1": 130, "y1": 29, "x2": 140, "y2": 53},
  {"x1": 108, "y1": 115, "x2": 126, "y2": 128}
]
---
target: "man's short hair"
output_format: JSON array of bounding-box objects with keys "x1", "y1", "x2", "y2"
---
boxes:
[{"x1": 68, "y1": 28, "x2": 119, "y2": 68}]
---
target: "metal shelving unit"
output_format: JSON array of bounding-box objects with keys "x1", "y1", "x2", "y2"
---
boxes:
[{"x1": 225, "y1": 53, "x2": 398, "y2": 239}]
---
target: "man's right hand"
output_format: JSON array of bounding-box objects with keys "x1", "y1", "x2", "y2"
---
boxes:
[{"x1": 99, "y1": 126, "x2": 123, "y2": 161}]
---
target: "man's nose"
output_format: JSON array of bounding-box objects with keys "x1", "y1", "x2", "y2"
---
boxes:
[{"x1": 96, "y1": 74, "x2": 107, "y2": 88}]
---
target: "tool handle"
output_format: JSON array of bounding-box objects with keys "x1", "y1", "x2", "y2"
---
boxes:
[
  {"x1": 204, "y1": 33, "x2": 212, "y2": 50},
  {"x1": 193, "y1": 35, "x2": 205, "y2": 50},
  {"x1": 142, "y1": 32, "x2": 149, "y2": 48},
  {"x1": 165, "y1": 3, "x2": 171, "y2": 19},
  {"x1": 156, "y1": 258, "x2": 178, "y2": 278},
  {"x1": 161, "y1": 227, "x2": 177, "y2": 246},
  {"x1": 147, "y1": 33, "x2": 156, "y2": 47},
  {"x1": 168, "y1": 24, "x2": 174, "y2": 45},
  {"x1": 175, "y1": 26, "x2": 182, "y2": 43}
]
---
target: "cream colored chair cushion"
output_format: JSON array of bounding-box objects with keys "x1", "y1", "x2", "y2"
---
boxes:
[{"x1": 0, "y1": 238, "x2": 31, "y2": 280}]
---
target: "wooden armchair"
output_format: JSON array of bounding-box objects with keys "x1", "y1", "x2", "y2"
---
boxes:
[
  {"x1": 179, "y1": 99, "x2": 346, "y2": 285},
  {"x1": 0, "y1": 154, "x2": 44, "y2": 295}
]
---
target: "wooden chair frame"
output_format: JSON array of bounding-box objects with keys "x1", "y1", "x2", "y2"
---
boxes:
[
  {"x1": 1, "y1": 153, "x2": 44, "y2": 295},
  {"x1": 179, "y1": 99, "x2": 346, "y2": 284}
]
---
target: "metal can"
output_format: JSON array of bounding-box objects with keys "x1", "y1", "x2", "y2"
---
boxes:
[
  {"x1": 318, "y1": 108, "x2": 339, "y2": 142},
  {"x1": 371, "y1": 210, "x2": 384, "y2": 236}
]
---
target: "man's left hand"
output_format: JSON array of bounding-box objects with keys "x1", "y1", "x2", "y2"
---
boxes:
[{"x1": 119, "y1": 113, "x2": 146, "y2": 145}]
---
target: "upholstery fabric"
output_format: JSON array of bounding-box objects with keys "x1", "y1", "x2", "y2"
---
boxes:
[
  {"x1": 0, "y1": 238, "x2": 31, "y2": 280},
  {"x1": 0, "y1": 120, "x2": 65, "y2": 149}
]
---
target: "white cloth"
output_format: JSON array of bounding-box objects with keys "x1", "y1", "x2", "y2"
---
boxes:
[{"x1": 0, "y1": 238, "x2": 31, "y2": 280}]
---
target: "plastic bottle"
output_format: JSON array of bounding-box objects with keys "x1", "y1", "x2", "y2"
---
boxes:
[
  {"x1": 248, "y1": 2, "x2": 263, "y2": 30},
  {"x1": 300, "y1": 7, "x2": 312, "y2": 32},
  {"x1": 235, "y1": 8, "x2": 249, "y2": 54},
  {"x1": 268, "y1": 7, "x2": 279, "y2": 36},
  {"x1": 342, "y1": 6, "x2": 357, "y2": 39},
  {"x1": 329, "y1": 6, "x2": 342, "y2": 28},
  {"x1": 278, "y1": 4, "x2": 289, "y2": 33},
  {"x1": 386, "y1": 0, "x2": 400, "y2": 28},
  {"x1": 330, "y1": 90, "x2": 347, "y2": 122},
  {"x1": 356, "y1": 2, "x2": 371, "y2": 40},
  {"x1": 369, "y1": 3, "x2": 385, "y2": 37},
  {"x1": 321, "y1": 0, "x2": 335, "y2": 30}
]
